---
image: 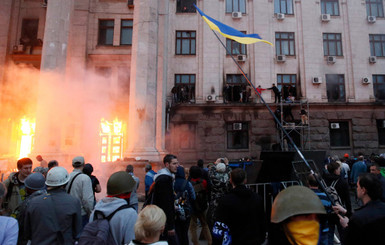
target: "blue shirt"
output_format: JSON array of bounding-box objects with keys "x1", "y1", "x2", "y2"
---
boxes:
[
  {"x1": 350, "y1": 161, "x2": 367, "y2": 184},
  {"x1": 145, "y1": 170, "x2": 156, "y2": 192}
]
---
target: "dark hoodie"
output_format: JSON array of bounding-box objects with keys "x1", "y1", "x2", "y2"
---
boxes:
[
  {"x1": 173, "y1": 167, "x2": 196, "y2": 207},
  {"x1": 215, "y1": 185, "x2": 266, "y2": 245}
]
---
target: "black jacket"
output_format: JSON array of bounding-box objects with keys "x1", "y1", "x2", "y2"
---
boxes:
[
  {"x1": 215, "y1": 185, "x2": 266, "y2": 245},
  {"x1": 153, "y1": 170, "x2": 175, "y2": 232},
  {"x1": 345, "y1": 200, "x2": 385, "y2": 245}
]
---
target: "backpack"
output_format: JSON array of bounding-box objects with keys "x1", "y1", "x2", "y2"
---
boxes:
[
  {"x1": 191, "y1": 178, "x2": 208, "y2": 212},
  {"x1": 175, "y1": 180, "x2": 191, "y2": 221},
  {"x1": 78, "y1": 204, "x2": 130, "y2": 245},
  {"x1": 324, "y1": 179, "x2": 342, "y2": 206}
]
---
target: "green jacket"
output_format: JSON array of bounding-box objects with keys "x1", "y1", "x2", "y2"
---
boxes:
[{"x1": 3, "y1": 172, "x2": 26, "y2": 216}]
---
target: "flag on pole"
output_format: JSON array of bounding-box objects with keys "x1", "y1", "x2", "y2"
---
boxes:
[{"x1": 194, "y1": 4, "x2": 273, "y2": 46}]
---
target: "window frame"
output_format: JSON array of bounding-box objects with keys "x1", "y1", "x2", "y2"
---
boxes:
[
  {"x1": 225, "y1": 0, "x2": 246, "y2": 13},
  {"x1": 175, "y1": 31, "x2": 196, "y2": 55},
  {"x1": 226, "y1": 122, "x2": 249, "y2": 150},
  {"x1": 366, "y1": 0, "x2": 384, "y2": 17},
  {"x1": 369, "y1": 34, "x2": 385, "y2": 57},
  {"x1": 329, "y1": 121, "x2": 351, "y2": 148},
  {"x1": 377, "y1": 119, "x2": 385, "y2": 146},
  {"x1": 174, "y1": 74, "x2": 196, "y2": 103},
  {"x1": 274, "y1": 0, "x2": 294, "y2": 15},
  {"x1": 323, "y1": 33, "x2": 343, "y2": 56},
  {"x1": 373, "y1": 75, "x2": 385, "y2": 101},
  {"x1": 176, "y1": 0, "x2": 197, "y2": 13},
  {"x1": 321, "y1": 0, "x2": 340, "y2": 16},
  {"x1": 275, "y1": 32, "x2": 296, "y2": 56},
  {"x1": 277, "y1": 74, "x2": 298, "y2": 99},
  {"x1": 98, "y1": 19, "x2": 115, "y2": 46},
  {"x1": 120, "y1": 19, "x2": 133, "y2": 46},
  {"x1": 326, "y1": 74, "x2": 346, "y2": 102},
  {"x1": 226, "y1": 36, "x2": 247, "y2": 55}
]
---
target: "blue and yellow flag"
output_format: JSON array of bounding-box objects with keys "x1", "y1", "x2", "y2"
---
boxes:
[{"x1": 194, "y1": 4, "x2": 273, "y2": 46}]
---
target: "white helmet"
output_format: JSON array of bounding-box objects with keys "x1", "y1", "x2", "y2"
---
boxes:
[{"x1": 45, "y1": 167, "x2": 70, "y2": 187}]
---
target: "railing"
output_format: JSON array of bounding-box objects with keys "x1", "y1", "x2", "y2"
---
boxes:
[{"x1": 246, "y1": 181, "x2": 301, "y2": 213}]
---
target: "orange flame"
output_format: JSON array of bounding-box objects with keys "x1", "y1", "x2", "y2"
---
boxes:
[
  {"x1": 19, "y1": 117, "x2": 35, "y2": 159},
  {"x1": 100, "y1": 118, "x2": 124, "y2": 162}
]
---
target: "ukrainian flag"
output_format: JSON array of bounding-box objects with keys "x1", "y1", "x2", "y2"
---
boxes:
[{"x1": 194, "y1": 4, "x2": 273, "y2": 46}]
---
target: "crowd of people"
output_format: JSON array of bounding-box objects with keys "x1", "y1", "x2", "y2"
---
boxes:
[{"x1": 1, "y1": 152, "x2": 385, "y2": 245}]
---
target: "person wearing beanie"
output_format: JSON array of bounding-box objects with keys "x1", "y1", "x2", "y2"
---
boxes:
[
  {"x1": 25, "y1": 167, "x2": 81, "y2": 244},
  {"x1": 89, "y1": 171, "x2": 138, "y2": 244},
  {"x1": 15, "y1": 172, "x2": 47, "y2": 245},
  {"x1": 65, "y1": 156, "x2": 94, "y2": 229}
]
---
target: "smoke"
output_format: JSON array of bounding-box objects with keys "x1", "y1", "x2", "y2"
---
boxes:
[{"x1": 0, "y1": 61, "x2": 134, "y2": 194}]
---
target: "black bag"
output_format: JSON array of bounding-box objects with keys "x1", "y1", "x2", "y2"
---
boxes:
[
  {"x1": 175, "y1": 180, "x2": 191, "y2": 221},
  {"x1": 78, "y1": 204, "x2": 130, "y2": 245},
  {"x1": 191, "y1": 178, "x2": 208, "y2": 212}
]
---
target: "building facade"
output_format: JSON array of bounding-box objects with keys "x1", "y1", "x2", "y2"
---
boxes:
[{"x1": 0, "y1": 0, "x2": 384, "y2": 164}]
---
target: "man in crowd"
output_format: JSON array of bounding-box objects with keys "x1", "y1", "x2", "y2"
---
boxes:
[
  {"x1": 126, "y1": 164, "x2": 140, "y2": 212},
  {"x1": 25, "y1": 166, "x2": 82, "y2": 244},
  {"x1": 153, "y1": 154, "x2": 180, "y2": 245},
  {"x1": 350, "y1": 155, "x2": 367, "y2": 186},
  {"x1": 2, "y1": 157, "x2": 33, "y2": 215},
  {"x1": 268, "y1": 83, "x2": 281, "y2": 103},
  {"x1": 269, "y1": 185, "x2": 326, "y2": 245},
  {"x1": 338, "y1": 173, "x2": 385, "y2": 244},
  {"x1": 369, "y1": 162, "x2": 385, "y2": 202},
  {"x1": 88, "y1": 171, "x2": 138, "y2": 244},
  {"x1": 144, "y1": 164, "x2": 156, "y2": 199},
  {"x1": 36, "y1": 155, "x2": 47, "y2": 168},
  {"x1": 0, "y1": 182, "x2": 19, "y2": 244},
  {"x1": 15, "y1": 172, "x2": 47, "y2": 245},
  {"x1": 48, "y1": 160, "x2": 58, "y2": 170},
  {"x1": 66, "y1": 156, "x2": 94, "y2": 228},
  {"x1": 214, "y1": 168, "x2": 266, "y2": 245}
]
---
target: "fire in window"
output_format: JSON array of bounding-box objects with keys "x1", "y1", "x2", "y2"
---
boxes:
[
  {"x1": 100, "y1": 118, "x2": 124, "y2": 162},
  {"x1": 19, "y1": 117, "x2": 35, "y2": 159}
]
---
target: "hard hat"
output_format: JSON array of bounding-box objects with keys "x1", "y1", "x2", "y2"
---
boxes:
[
  {"x1": 271, "y1": 185, "x2": 326, "y2": 223},
  {"x1": 45, "y1": 167, "x2": 70, "y2": 187},
  {"x1": 107, "y1": 171, "x2": 136, "y2": 196},
  {"x1": 25, "y1": 172, "x2": 46, "y2": 190},
  {"x1": 344, "y1": 153, "x2": 349, "y2": 158}
]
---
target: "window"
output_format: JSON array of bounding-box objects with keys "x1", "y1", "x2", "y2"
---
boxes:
[
  {"x1": 176, "y1": 0, "x2": 196, "y2": 13},
  {"x1": 120, "y1": 20, "x2": 133, "y2": 45},
  {"x1": 98, "y1": 20, "x2": 114, "y2": 45},
  {"x1": 366, "y1": 0, "x2": 384, "y2": 17},
  {"x1": 321, "y1": 0, "x2": 340, "y2": 16},
  {"x1": 277, "y1": 74, "x2": 297, "y2": 100},
  {"x1": 21, "y1": 19, "x2": 39, "y2": 44},
  {"x1": 377, "y1": 120, "x2": 385, "y2": 145},
  {"x1": 326, "y1": 74, "x2": 345, "y2": 102},
  {"x1": 370, "y1": 34, "x2": 385, "y2": 57},
  {"x1": 226, "y1": 38, "x2": 246, "y2": 55},
  {"x1": 224, "y1": 74, "x2": 248, "y2": 103},
  {"x1": 176, "y1": 31, "x2": 196, "y2": 55},
  {"x1": 226, "y1": 0, "x2": 246, "y2": 13},
  {"x1": 329, "y1": 121, "x2": 350, "y2": 147},
  {"x1": 373, "y1": 75, "x2": 385, "y2": 101},
  {"x1": 177, "y1": 123, "x2": 196, "y2": 150},
  {"x1": 275, "y1": 32, "x2": 295, "y2": 56},
  {"x1": 173, "y1": 74, "x2": 196, "y2": 103},
  {"x1": 274, "y1": 0, "x2": 294, "y2": 14},
  {"x1": 227, "y1": 122, "x2": 249, "y2": 149},
  {"x1": 323, "y1": 33, "x2": 343, "y2": 56}
]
